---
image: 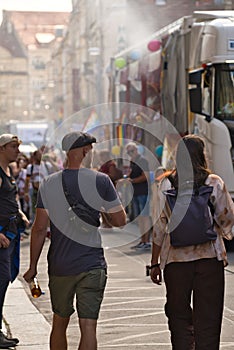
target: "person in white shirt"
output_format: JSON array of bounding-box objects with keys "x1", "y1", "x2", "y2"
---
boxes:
[{"x1": 24, "y1": 149, "x2": 52, "y2": 223}]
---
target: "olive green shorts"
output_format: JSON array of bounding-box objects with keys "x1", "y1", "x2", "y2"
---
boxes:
[{"x1": 48, "y1": 268, "x2": 107, "y2": 319}]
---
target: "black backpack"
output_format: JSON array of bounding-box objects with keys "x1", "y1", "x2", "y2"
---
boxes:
[{"x1": 164, "y1": 184, "x2": 217, "y2": 247}]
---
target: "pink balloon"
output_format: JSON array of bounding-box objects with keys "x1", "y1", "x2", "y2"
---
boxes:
[{"x1": 147, "y1": 40, "x2": 161, "y2": 52}]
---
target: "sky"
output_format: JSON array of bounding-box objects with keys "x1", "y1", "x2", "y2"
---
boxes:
[{"x1": 0, "y1": 0, "x2": 72, "y2": 22}]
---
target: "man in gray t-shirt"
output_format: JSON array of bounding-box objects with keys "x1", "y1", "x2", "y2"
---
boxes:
[{"x1": 24, "y1": 131, "x2": 126, "y2": 350}]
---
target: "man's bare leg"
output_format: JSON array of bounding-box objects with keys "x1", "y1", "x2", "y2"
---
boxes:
[
  {"x1": 50, "y1": 313, "x2": 70, "y2": 350},
  {"x1": 78, "y1": 318, "x2": 97, "y2": 350}
]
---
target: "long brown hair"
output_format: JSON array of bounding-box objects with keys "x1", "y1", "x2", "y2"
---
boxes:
[{"x1": 169, "y1": 135, "x2": 211, "y2": 189}]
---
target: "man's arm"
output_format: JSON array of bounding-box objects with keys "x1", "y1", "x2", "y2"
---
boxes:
[
  {"x1": 101, "y1": 204, "x2": 126, "y2": 227},
  {"x1": 23, "y1": 208, "x2": 48, "y2": 282},
  {"x1": 129, "y1": 171, "x2": 148, "y2": 184},
  {"x1": 24, "y1": 174, "x2": 31, "y2": 203},
  {"x1": 0, "y1": 233, "x2": 11, "y2": 248},
  {"x1": 18, "y1": 208, "x2": 30, "y2": 227}
]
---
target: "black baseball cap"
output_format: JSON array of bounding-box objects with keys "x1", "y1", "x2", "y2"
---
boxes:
[{"x1": 62, "y1": 131, "x2": 96, "y2": 152}]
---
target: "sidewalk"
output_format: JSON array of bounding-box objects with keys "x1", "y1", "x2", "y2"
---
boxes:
[{"x1": 3, "y1": 278, "x2": 50, "y2": 349}]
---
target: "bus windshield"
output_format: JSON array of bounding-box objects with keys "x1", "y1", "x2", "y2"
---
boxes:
[{"x1": 215, "y1": 63, "x2": 234, "y2": 120}]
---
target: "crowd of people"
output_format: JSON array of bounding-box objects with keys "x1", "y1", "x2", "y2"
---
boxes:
[
  {"x1": 9, "y1": 147, "x2": 62, "y2": 234},
  {"x1": 0, "y1": 131, "x2": 234, "y2": 349},
  {"x1": 8, "y1": 139, "x2": 154, "y2": 242}
]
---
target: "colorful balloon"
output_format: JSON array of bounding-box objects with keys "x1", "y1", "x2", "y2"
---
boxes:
[
  {"x1": 112, "y1": 145, "x2": 121, "y2": 156},
  {"x1": 147, "y1": 39, "x2": 161, "y2": 52},
  {"x1": 114, "y1": 57, "x2": 127, "y2": 69},
  {"x1": 129, "y1": 49, "x2": 141, "y2": 61},
  {"x1": 155, "y1": 144, "x2": 163, "y2": 157}
]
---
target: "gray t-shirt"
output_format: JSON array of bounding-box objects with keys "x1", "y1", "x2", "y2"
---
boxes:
[{"x1": 37, "y1": 168, "x2": 121, "y2": 276}]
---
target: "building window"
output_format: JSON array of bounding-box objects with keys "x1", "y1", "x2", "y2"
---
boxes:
[
  {"x1": 111, "y1": 0, "x2": 126, "y2": 7},
  {"x1": 14, "y1": 99, "x2": 22, "y2": 107},
  {"x1": 214, "y1": 0, "x2": 224, "y2": 4},
  {"x1": 32, "y1": 79, "x2": 46, "y2": 90},
  {"x1": 32, "y1": 57, "x2": 46, "y2": 70},
  {"x1": 12, "y1": 80, "x2": 22, "y2": 89},
  {"x1": 155, "y1": 0, "x2": 166, "y2": 5},
  {"x1": 0, "y1": 101, "x2": 7, "y2": 112}
]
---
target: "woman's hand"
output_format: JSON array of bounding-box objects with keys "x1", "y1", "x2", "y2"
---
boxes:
[{"x1": 150, "y1": 265, "x2": 162, "y2": 285}]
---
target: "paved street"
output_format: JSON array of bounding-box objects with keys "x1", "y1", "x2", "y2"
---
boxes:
[{"x1": 3, "y1": 226, "x2": 234, "y2": 349}]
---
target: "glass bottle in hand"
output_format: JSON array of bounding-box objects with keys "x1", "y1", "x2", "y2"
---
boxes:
[{"x1": 30, "y1": 277, "x2": 42, "y2": 298}]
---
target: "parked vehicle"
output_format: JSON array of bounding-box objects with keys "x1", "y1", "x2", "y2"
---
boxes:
[
  {"x1": 109, "y1": 10, "x2": 234, "y2": 196},
  {"x1": 109, "y1": 10, "x2": 234, "y2": 250},
  {"x1": 6, "y1": 119, "x2": 55, "y2": 149}
]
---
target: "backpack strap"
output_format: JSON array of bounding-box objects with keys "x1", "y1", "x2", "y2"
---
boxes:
[
  {"x1": 62, "y1": 171, "x2": 100, "y2": 228},
  {"x1": 61, "y1": 171, "x2": 91, "y2": 209},
  {"x1": 61, "y1": 170, "x2": 76, "y2": 207}
]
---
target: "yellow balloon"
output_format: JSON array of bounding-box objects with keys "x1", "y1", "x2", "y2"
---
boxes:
[
  {"x1": 112, "y1": 145, "x2": 121, "y2": 156},
  {"x1": 135, "y1": 115, "x2": 142, "y2": 123}
]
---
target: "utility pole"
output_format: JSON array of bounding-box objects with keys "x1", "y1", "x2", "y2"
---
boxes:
[{"x1": 96, "y1": 0, "x2": 104, "y2": 104}]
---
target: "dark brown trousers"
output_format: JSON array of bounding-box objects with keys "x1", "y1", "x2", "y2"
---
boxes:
[{"x1": 164, "y1": 258, "x2": 224, "y2": 350}]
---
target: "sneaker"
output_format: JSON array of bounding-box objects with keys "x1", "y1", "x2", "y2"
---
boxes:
[
  {"x1": 21, "y1": 232, "x2": 29, "y2": 239},
  {"x1": 0, "y1": 331, "x2": 19, "y2": 348},
  {"x1": 142, "y1": 242, "x2": 151, "y2": 250},
  {"x1": 131, "y1": 242, "x2": 145, "y2": 249},
  {"x1": 135, "y1": 242, "x2": 151, "y2": 250},
  {"x1": 22, "y1": 230, "x2": 30, "y2": 236}
]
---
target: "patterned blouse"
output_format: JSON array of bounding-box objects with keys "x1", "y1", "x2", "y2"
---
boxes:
[{"x1": 153, "y1": 174, "x2": 234, "y2": 269}]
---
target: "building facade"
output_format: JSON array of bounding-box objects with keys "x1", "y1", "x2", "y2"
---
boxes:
[
  {"x1": 0, "y1": 0, "x2": 233, "y2": 130},
  {"x1": 0, "y1": 16, "x2": 28, "y2": 129},
  {"x1": 0, "y1": 10, "x2": 69, "y2": 128}
]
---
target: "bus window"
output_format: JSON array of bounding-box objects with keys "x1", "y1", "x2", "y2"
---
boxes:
[{"x1": 215, "y1": 63, "x2": 234, "y2": 120}]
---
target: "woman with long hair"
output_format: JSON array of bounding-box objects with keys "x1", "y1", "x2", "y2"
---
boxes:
[{"x1": 150, "y1": 134, "x2": 234, "y2": 349}]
